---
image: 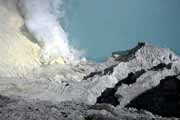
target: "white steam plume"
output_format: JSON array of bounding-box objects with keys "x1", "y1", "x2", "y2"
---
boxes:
[{"x1": 18, "y1": 0, "x2": 80, "y2": 63}]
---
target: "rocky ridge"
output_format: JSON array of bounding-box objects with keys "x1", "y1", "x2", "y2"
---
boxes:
[{"x1": 0, "y1": 43, "x2": 180, "y2": 119}]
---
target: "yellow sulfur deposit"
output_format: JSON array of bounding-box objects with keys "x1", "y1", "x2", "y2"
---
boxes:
[
  {"x1": 0, "y1": 0, "x2": 41, "y2": 77},
  {"x1": 0, "y1": 0, "x2": 67, "y2": 77},
  {"x1": 50, "y1": 57, "x2": 65, "y2": 65}
]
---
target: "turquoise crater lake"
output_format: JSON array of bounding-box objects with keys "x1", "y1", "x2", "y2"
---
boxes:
[{"x1": 62, "y1": 0, "x2": 180, "y2": 61}]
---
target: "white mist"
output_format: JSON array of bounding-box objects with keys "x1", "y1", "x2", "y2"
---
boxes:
[{"x1": 18, "y1": 0, "x2": 80, "y2": 64}]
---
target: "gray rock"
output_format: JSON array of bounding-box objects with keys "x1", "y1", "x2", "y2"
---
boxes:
[
  {"x1": 0, "y1": 95, "x2": 175, "y2": 120},
  {"x1": 0, "y1": 43, "x2": 180, "y2": 119},
  {"x1": 96, "y1": 43, "x2": 180, "y2": 117}
]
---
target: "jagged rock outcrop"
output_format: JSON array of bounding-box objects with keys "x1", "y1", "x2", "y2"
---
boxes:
[{"x1": 0, "y1": 43, "x2": 179, "y2": 119}]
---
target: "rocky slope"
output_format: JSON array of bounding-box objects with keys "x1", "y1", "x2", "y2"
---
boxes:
[
  {"x1": 0, "y1": 43, "x2": 179, "y2": 119},
  {"x1": 0, "y1": 95, "x2": 173, "y2": 120}
]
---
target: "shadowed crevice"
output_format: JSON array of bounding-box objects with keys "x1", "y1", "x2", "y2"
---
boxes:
[
  {"x1": 83, "y1": 64, "x2": 117, "y2": 80},
  {"x1": 126, "y1": 76, "x2": 180, "y2": 117},
  {"x1": 149, "y1": 63, "x2": 172, "y2": 71},
  {"x1": 96, "y1": 70, "x2": 145, "y2": 106}
]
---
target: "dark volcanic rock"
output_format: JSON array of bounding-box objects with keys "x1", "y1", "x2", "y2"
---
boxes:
[
  {"x1": 112, "y1": 42, "x2": 146, "y2": 62},
  {"x1": 126, "y1": 75, "x2": 180, "y2": 117}
]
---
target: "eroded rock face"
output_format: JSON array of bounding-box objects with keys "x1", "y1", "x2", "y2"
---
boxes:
[
  {"x1": 0, "y1": 43, "x2": 180, "y2": 119},
  {"x1": 126, "y1": 75, "x2": 180, "y2": 117},
  {"x1": 96, "y1": 43, "x2": 180, "y2": 117}
]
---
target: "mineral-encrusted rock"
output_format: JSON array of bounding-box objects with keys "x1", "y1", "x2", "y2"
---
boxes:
[
  {"x1": 0, "y1": 0, "x2": 41, "y2": 77},
  {"x1": 0, "y1": 43, "x2": 180, "y2": 119},
  {"x1": 96, "y1": 43, "x2": 180, "y2": 117}
]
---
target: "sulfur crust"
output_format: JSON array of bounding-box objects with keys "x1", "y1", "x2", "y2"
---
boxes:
[
  {"x1": 0, "y1": 0, "x2": 67, "y2": 77},
  {"x1": 50, "y1": 57, "x2": 65, "y2": 65},
  {"x1": 0, "y1": 0, "x2": 41, "y2": 77}
]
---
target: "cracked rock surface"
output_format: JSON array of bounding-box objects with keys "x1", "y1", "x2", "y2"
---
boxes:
[{"x1": 0, "y1": 43, "x2": 180, "y2": 119}]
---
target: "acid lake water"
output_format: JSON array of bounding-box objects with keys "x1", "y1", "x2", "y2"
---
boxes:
[{"x1": 62, "y1": 0, "x2": 180, "y2": 62}]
